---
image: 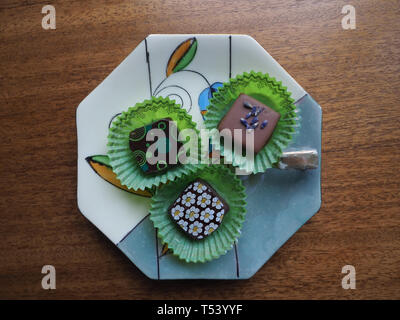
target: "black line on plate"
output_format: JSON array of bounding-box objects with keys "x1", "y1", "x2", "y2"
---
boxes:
[
  {"x1": 229, "y1": 35, "x2": 232, "y2": 78},
  {"x1": 155, "y1": 228, "x2": 160, "y2": 279},
  {"x1": 154, "y1": 84, "x2": 193, "y2": 106},
  {"x1": 234, "y1": 242, "x2": 240, "y2": 278},
  {"x1": 294, "y1": 93, "x2": 308, "y2": 105},
  {"x1": 152, "y1": 77, "x2": 167, "y2": 97},
  {"x1": 155, "y1": 84, "x2": 193, "y2": 112},
  {"x1": 118, "y1": 213, "x2": 150, "y2": 245},
  {"x1": 145, "y1": 37, "x2": 153, "y2": 98},
  {"x1": 181, "y1": 69, "x2": 211, "y2": 87},
  {"x1": 153, "y1": 68, "x2": 211, "y2": 97},
  {"x1": 166, "y1": 93, "x2": 184, "y2": 109},
  {"x1": 108, "y1": 112, "x2": 122, "y2": 129}
]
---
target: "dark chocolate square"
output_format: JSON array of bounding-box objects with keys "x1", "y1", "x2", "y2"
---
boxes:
[
  {"x1": 217, "y1": 94, "x2": 281, "y2": 154},
  {"x1": 168, "y1": 179, "x2": 229, "y2": 240},
  {"x1": 129, "y1": 118, "x2": 182, "y2": 174}
]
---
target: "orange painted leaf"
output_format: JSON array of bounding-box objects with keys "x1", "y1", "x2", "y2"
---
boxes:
[
  {"x1": 86, "y1": 155, "x2": 152, "y2": 197},
  {"x1": 166, "y1": 37, "x2": 197, "y2": 77},
  {"x1": 159, "y1": 243, "x2": 171, "y2": 258}
]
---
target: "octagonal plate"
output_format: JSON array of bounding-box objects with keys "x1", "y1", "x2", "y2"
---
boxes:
[{"x1": 76, "y1": 34, "x2": 321, "y2": 279}]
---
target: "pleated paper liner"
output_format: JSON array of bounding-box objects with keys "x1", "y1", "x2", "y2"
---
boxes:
[
  {"x1": 150, "y1": 165, "x2": 247, "y2": 263},
  {"x1": 204, "y1": 71, "x2": 300, "y2": 174},
  {"x1": 107, "y1": 97, "x2": 201, "y2": 191}
]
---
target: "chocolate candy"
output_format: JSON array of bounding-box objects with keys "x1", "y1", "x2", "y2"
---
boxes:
[
  {"x1": 218, "y1": 94, "x2": 281, "y2": 154},
  {"x1": 168, "y1": 179, "x2": 229, "y2": 240},
  {"x1": 129, "y1": 118, "x2": 182, "y2": 174}
]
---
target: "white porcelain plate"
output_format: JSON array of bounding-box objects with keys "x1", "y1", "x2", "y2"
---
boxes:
[{"x1": 77, "y1": 34, "x2": 321, "y2": 279}]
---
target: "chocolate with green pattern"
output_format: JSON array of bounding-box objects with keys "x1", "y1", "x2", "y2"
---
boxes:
[{"x1": 129, "y1": 118, "x2": 182, "y2": 174}]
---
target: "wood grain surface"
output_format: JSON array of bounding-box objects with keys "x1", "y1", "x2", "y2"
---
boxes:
[{"x1": 0, "y1": 0, "x2": 399, "y2": 300}]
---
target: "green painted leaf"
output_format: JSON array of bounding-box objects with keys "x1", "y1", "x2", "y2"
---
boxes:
[
  {"x1": 91, "y1": 155, "x2": 111, "y2": 167},
  {"x1": 173, "y1": 38, "x2": 197, "y2": 73}
]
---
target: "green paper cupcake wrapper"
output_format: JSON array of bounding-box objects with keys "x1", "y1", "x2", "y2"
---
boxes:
[
  {"x1": 149, "y1": 165, "x2": 247, "y2": 263},
  {"x1": 107, "y1": 97, "x2": 201, "y2": 191},
  {"x1": 204, "y1": 71, "x2": 300, "y2": 174}
]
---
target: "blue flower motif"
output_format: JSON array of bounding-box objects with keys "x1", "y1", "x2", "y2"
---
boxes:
[{"x1": 198, "y1": 82, "x2": 223, "y2": 119}]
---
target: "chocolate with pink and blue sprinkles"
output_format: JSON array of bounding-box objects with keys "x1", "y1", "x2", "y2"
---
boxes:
[{"x1": 168, "y1": 179, "x2": 229, "y2": 240}]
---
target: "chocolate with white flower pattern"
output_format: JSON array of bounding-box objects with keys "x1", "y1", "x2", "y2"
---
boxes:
[{"x1": 168, "y1": 179, "x2": 229, "y2": 240}]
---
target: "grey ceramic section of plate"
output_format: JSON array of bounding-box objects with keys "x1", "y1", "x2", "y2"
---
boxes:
[
  {"x1": 117, "y1": 93, "x2": 322, "y2": 279},
  {"x1": 117, "y1": 215, "x2": 158, "y2": 279},
  {"x1": 237, "y1": 94, "x2": 321, "y2": 279}
]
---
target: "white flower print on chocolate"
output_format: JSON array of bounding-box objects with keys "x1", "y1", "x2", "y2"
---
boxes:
[
  {"x1": 185, "y1": 206, "x2": 200, "y2": 222},
  {"x1": 193, "y1": 181, "x2": 207, "y2": 193},
  {"x1": 188, "y1": 221, "x2": 203, "y2": 237},
  {"x1": 204, "y1": 222, "x2": 218, "y2": 235},
  {"x1": 168, "y1": 179, "x2": 230, "y2": 241},
  {"x1": 170, "y1": 205, "x2": 184, "y2": 220},
  {"x1": 184, "y1": 183, "x2": 193, "y2": 192},
  {"x1": 197, "y1": 193, "x2": 211, "y2": 208},
  {"x1": 211, "y1": 196, "x2": 224, "y2": 209},
  {"x1": 181, "y1": 191, "x2": 196, "y2": 207},
  {"x1": 200, "y1": 207, "x2": 214, "y2": 223},
  {"x1": 215, "y1": 209, "x2": 225, "y2": 222},
  {"x1": 178, "y1": 219, "x2": 188, "y2": 231}
]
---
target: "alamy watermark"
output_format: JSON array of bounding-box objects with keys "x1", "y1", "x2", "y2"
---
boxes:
[
  {"x1": 41, "y1": 265, "x2": 56, "y2": 289},
  {"x1": 341, "y1": 265, "x2": 356, "y2": 289},
  {"x1": 137, "y1": 121, "x2": 255, "y2": 175},
  {"x1": 342, "y1": 5, "x2": 356, "y2": 30},
  {"x1": 42, "y1": 5, "x2": 56, "y2": 30}
]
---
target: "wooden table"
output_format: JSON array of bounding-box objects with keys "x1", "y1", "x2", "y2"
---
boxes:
[{"x1": 1, "y1": 0, "x2": 399, "y2": 300}]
